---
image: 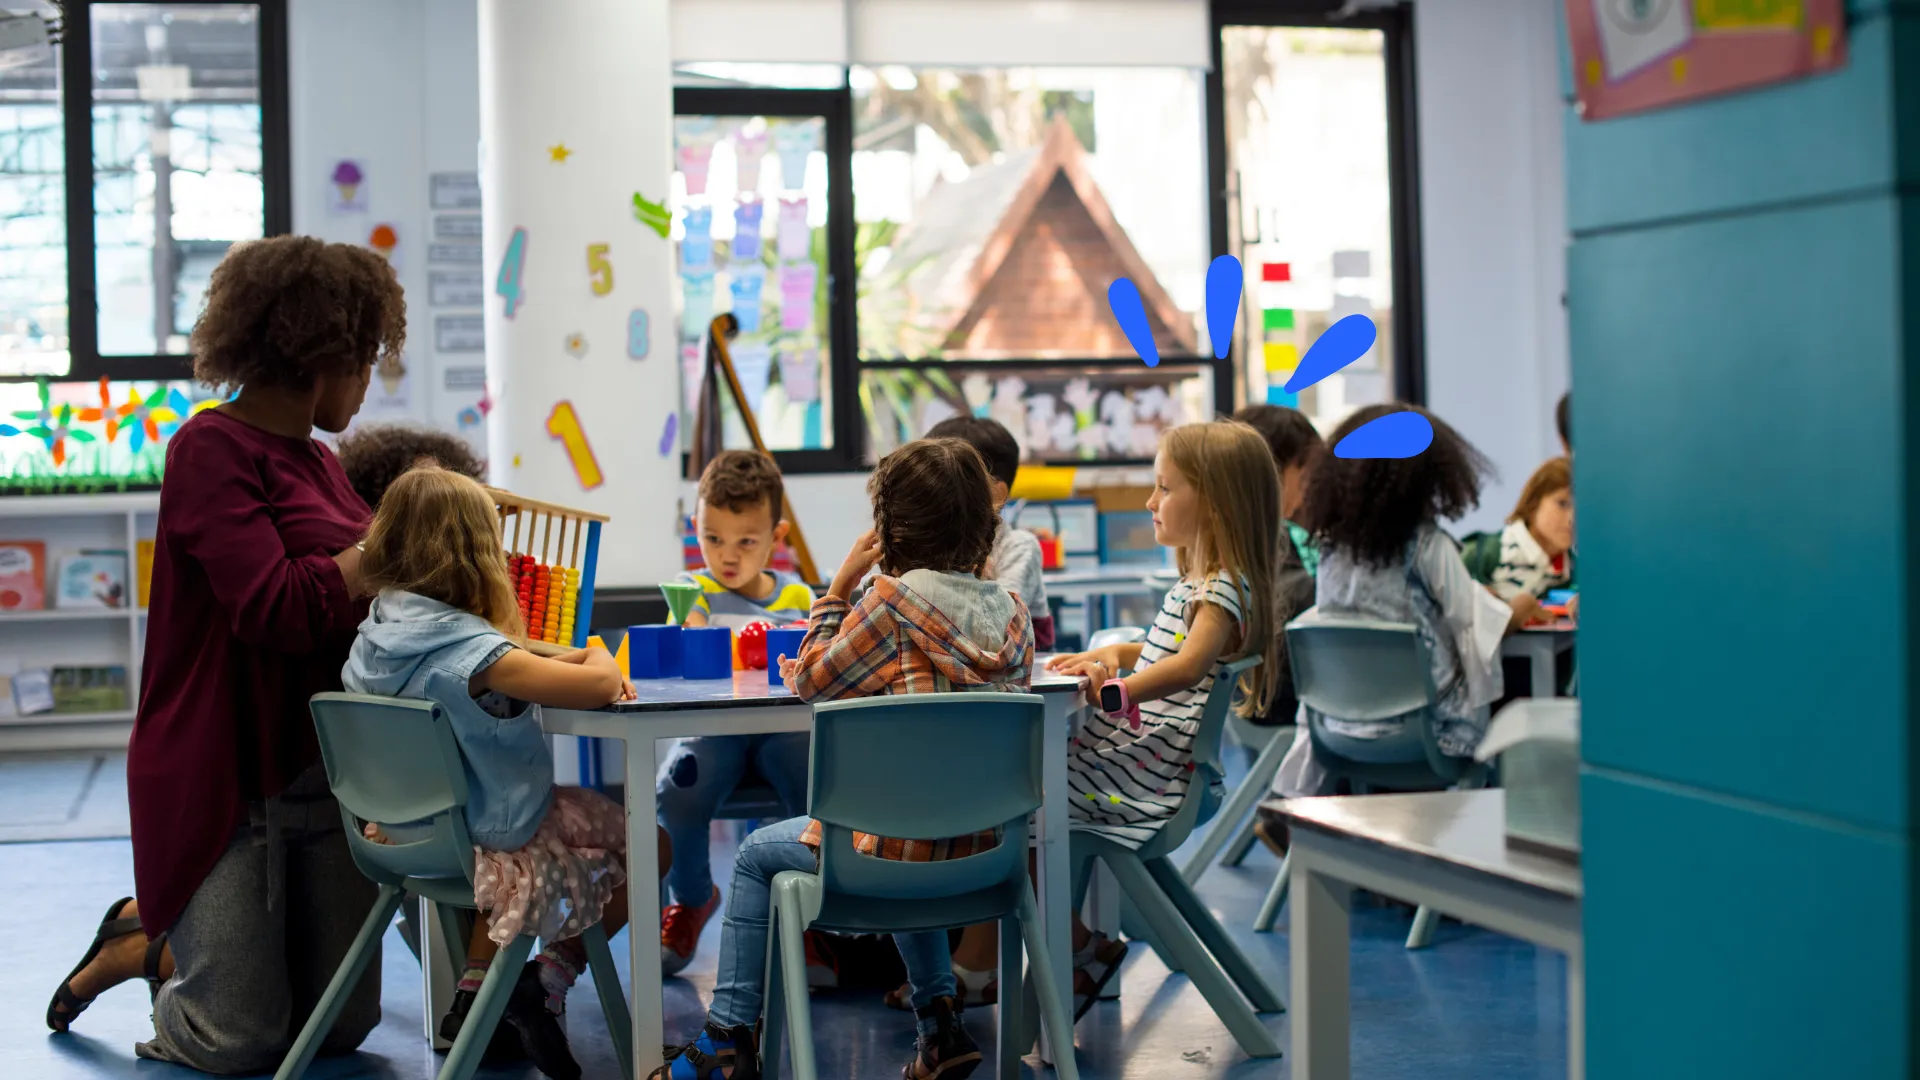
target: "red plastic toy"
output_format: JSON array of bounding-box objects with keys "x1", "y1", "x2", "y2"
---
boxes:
[{"x1": 737, "y1": 621, "x2": 772, "y2": 669}]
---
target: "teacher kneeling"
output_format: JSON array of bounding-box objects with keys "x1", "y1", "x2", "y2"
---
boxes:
[{"x1": 46, "y1": 235, "x2": 402, "y2": 1073}]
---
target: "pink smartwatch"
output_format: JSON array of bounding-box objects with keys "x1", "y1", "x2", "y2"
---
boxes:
[{"x1": 1099, "y1": 678, "x2": 1142, "y2": 732}]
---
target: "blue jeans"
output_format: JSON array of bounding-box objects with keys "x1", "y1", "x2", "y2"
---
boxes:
[
  {"x1": 707, "y1": 817, "x2": 957, "y2": 1029},
  {"x1": 657, "y1": 733, "x2": 811, "y2": 905}
]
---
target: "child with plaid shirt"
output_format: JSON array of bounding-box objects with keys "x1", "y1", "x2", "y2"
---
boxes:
[{"x1": 654, "y1": 437, "x2": 1032, "y2": 1080}]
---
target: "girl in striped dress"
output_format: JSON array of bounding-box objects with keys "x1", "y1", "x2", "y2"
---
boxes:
[{"x1": 1043, "y1": 420, "x2": 1283, "y2": 1010}]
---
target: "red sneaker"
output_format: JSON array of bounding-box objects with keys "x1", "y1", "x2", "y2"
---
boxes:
[{"x1": 660, "y1": 886, "x2": 721, "y2": 975}]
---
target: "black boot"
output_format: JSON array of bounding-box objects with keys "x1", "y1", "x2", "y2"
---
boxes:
[
  {"x1": 906, "y1": 996, "x2": 981, "y2": 1080},
  {"x1": 502, "y1": 960, "x2": 582, "y2": 1080},
  {"x1": 437, "y1": 982, "x2": 529, "y2": 1064}
]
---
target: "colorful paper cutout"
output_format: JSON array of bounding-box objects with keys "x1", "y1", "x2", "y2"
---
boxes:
[
  {"x1": 681, "y1": 206, "x2": 713, "y2": 272},
  {"x1": 456, "y1": 406, "x2": 482, "y2": 429},
  {"x1": 368, "y1": 223, "x2": 398, "y2": 262},
  {"x1": 545, "y1": 401, "x2": 603, "y2": 491},
  {"x1": 776, "y1": 196, "x2": 810, "y2": 261},
  {"x1": 329, "y1": 159, "x2": 367, "y2": 215},
  {"x1": 773, "y1": 120, "x2": 818, "y2": 189},
  {"x1": 587, "y1": 243, "x2": 613, "y2": 296},
  {"x1": 495, "y1": 226, "x2": 528, "y2": 318},
  {"x1": 730, "y1": 266, "x2": 766, "y2": 333},
  {"x1": 1265, "y1": 386, "x2": 1298, "y2": 407},
  {"x1": 735, "y1": 128, "x2": 768, "y2": 191},
  {"x1": 1263, "y1": 342, "x2": 1299, "y2": 372},
  {"x1": 779, "y1": 263, "x2": 816, "y2": 332},
  {"x1": 733, "y1": 343, "x2": 772, "y2": 416},
  {"x1": 682, "y1": 272, "x2": 715, "y2": 339},
  {"x1": 1262, "y1": 308, "x2": 1294, "y2": 331},
  {"x1": 548, "y1": 143, "x2": 572, "y2": 163},
  {"x1": 778, "y1": 347, "x2": 819, "y2": 403},
  {"x1": 1260, "y1": 262, "x2": 1291, "y2": 282},
  {"x1": 627, "y1": 310, "x2": 650, "y2": 360},
  {"x1": 633, "y1": 193, "x2": 671, "y2": 238},
  {"x1": 732, "y1": 199, "x2": 763, "y2": 260},
  {"x1": 564, "y1": 332, "x2": 588, "y2": 359},
  {"x1": 658, "y1": 411, "x2": 678, "y2": 457}
]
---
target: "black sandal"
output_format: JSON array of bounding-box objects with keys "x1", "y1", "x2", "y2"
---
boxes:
[{"x1": 46, "y1": 897, "x2": 140, "y2": 1033}]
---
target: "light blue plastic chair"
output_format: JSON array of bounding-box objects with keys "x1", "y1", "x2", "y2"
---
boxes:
[
  {"x1": 759, "y1": 692, "x2": 1079, "y2": 1080},
  {"x1": 1252, "y1": 619, "x2": 1489, "y2": 948},
  {"x1": 275, "y1": 693, "x2": 634, "y2": 1080},
  {"x1": 1068, "y1": 654, "x2": 1284, "y2": 1059},
  {"x1": 1178, "y1": 709, "x2": 1294, "y2": 885}
]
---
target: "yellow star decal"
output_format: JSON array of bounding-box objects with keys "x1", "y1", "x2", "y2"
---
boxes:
[{"x1": 548, "y1": 143, "x2": 572, "y2": 163}]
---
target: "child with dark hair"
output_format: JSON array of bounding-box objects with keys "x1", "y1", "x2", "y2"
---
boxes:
[
  {"x1": 1231, "y1": 404, "x2": 1323, "y2": 731},
  {"x1": 334, "y1": 422, "x2": 486, "y2": 510},
  {"x1": 1556, "y1": 391, "x2": 1571, "y2": 456},
  {"x1": 1272, "y1": 404, "x2": 1540, "y2": 800},
  {"x1": 655, "y1": 437, "x2": 1033, "y2": 1080},
  {"x1": 925, "y1": 415, "x2": 1053, "y2": 647}
]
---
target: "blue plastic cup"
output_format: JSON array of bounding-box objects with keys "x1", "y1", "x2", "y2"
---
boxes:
[
  {"x1": 764, "y1": 628, "x2": 807, "y2": 687},
  {"x1": 681, "y1": 626, "x2": 734, "y2": 680},
  {"x1": 626, "y1": 625, "x2": 682, "y2": 679}
]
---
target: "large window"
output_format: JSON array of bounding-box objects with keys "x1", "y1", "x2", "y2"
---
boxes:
[{"x1": 0, "y1": 0, "x2": 284, "y2": 493}]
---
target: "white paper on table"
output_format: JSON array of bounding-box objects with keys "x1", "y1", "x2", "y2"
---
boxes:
[{"x1": 1474, "y1": 699, "x2": 1580, "y2": 762}]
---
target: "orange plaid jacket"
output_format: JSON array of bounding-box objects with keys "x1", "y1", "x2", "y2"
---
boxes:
[{"x1": 791, "y1": 574, "x2": 1033, "y2": 862}]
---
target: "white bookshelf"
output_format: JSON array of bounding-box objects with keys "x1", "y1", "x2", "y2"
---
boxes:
[{"x1": 0, "y1": 493, "x2": 158, "y2": 752}]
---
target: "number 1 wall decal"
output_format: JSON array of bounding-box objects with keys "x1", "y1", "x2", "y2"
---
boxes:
[
  {"x1": 546, "y1": 401, "x2": 604, "y2": 491},
  {"x1": 497, "y1": 226, "x2": 529, "y2": 318}
]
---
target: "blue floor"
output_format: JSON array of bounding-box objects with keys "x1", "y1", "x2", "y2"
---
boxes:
[{"x1": 2, "y1": 817, "x2": 1565, "y2": 1079}]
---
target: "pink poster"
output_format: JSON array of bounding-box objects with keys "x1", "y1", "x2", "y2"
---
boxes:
[
  {"x1": 780, "y1": 263, "x2": 817, "y2": 332},
  {"x1": 777, "y1": 196, "x2": 810, "y2": 261},
  {"x1": 1565, "y1": 0, "x2": 1845, "y2": 121}
]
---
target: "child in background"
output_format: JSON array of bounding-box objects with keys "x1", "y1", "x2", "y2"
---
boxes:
[
  {"x1": 657, "y1": 450, "x2": 815, "y2": 975},
  {"x1": 1489, "y1": 457, "x2": 1574, "y2": 602},
  {"x1": 1556, "y1": 391, "x2": 1572, "y2": 457},
  {"x1": 656, "y1": 438, "x2": 1033, "y2": 1080},
  {"x1": 1273, "y1": 404, "x2": 1539, "y2": 803},
  {"x1": 925, "y1": 415, "x2": 1054, "y2": 648},
  {"x1": 334, "y1": 422, "x2": 486, "y2": 510},
  {"x1": 1232, "y1": 404, "x2": 1323, "y2": 739},
  {"x1": 345, "y1": 467, "x2": 640, "y2": 1080},
  {"x1": 941, "y1": 420, "x2": 1284, "y2": 1017}
]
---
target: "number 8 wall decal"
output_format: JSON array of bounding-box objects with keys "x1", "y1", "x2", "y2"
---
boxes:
[{"x1": 546, "y1": 401, "x2": 604, "y2": 491}]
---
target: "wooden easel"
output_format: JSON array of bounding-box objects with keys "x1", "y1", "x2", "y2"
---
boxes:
[{"x1": 688, "y1": 313, "x2": 821, "y2": 582}]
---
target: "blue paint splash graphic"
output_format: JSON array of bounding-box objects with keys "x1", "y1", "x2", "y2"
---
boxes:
[{"x1": 1106, "y1": 261, "x2": 1432, "y2": 458}]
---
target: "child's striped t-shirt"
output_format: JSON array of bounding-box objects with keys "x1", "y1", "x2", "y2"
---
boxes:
[
  {"x1": 678, "y1": 567, "x2": 814, "y2": 629},
  {"x1": 1067, "y1": 571, "x2": 1248, "y2": 850}
]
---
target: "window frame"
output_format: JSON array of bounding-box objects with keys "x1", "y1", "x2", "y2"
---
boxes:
[
  {"x1": 672, "y1": 83, "x2": 862, "y2": 474},
  {"x1": 23, "y1": 0, "x2": 291, "y2": 385},
  {"x1": 1207, "y1": 0, "x2": 1427, "y2": 407}
]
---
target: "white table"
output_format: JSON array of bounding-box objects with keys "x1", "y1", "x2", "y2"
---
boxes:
[
  {"x1": 1273, "y1": 789, "x2": 1582, "y2": 1080},
  {"x1": 532, "y1": 667, "x2": 1091, "y2": 1075},
  {"x1": 1501, "y1": 622, "x2": 1576, "y2": 698},
  {"x1": 1041, "y1": 564, "x2": 1169, "y2": 642}
]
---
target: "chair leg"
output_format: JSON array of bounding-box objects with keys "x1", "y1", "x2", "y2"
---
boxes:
[
  {"x1": 773, "y1": 887, "x2": 817, "y2": 1080},
  {"x1": 1016, "y1": 889, "x2": 1080, "y2": 1080},
  {"x1": 275, "y1": 884, "x2": 403, "y2": 1080},
  {"x1": 761, "y1": 918, "x2": 787, "y2": 1080},
  {"x1": 437, "y1": 933, "x2": 535, "y2": 1080},
  {"x1": 395, "y1": 901, "x2": 422, "y2": 965},
  {"x1": 433, "y1": 902, "x2": 470, "y2": 976},
  {"x1": 1253, "y1": 851, "x2": 1291, "y2": 933},
  {"x1": 1405, "y1": 905, "x2": 1440, "y2": 950},
  {"x1": 1107, "y1": 855, "x2": 1280, "y2": 1059},
  {"x1": 1119, "y1": 892, "x2": 1180, "y2": 973},
  {"x1": 1220, "y1": 815, "x2": 1260, "y2": 869},
  {"x1": 1182, "y1": 728, "x2": 1291, "y2": 884},
  {"x1": 1143, "y1": 858, "x2": 1284, "y2": 1014},
  {"x1": 997, "y1": 914, "x2": 1024, "y2": 1079},
  {"x1": 582, "y1": 923, "x2": 634, "y2": 1080}
]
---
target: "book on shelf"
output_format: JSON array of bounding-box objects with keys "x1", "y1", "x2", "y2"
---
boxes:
[
  {"x1": 55, "y1": 550, "x2": 129, "y2": 610},
  {"x1": 12, "y1": 667, "x2": 53, "y2": 715},
  {"x1": 51, "y1": 665, "x2": 131, "y2": 714},
  {"x1": 136, "y1": 539, "x2": 154, "y2": 609},
  {"x1": 0, "y1": 540, "x2": 47, "y2": 611}
]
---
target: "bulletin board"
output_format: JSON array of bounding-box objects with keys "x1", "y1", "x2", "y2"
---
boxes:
[{"x1": 1565, "y1": 0, "x2": 1846, "y2": 121}]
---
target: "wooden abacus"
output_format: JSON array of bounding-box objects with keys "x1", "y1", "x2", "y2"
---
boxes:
[{"x1": 490, "y1": 486, "x2": 610, "y2": 656}]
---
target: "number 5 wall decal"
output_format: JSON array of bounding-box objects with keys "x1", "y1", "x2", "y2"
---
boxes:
[
  {"x1": 546, "y1": 401, "x2": 604, "y2": 491},
  {"x1": 587, "y1": 243, "x2": 613, "y2": 296}
]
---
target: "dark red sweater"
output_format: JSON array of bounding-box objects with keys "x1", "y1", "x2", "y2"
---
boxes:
[{"x1": 128, "y1": 410, "x2": 369, "y2": 937}]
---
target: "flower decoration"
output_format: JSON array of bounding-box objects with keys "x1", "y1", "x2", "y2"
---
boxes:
[
  {"x1": 564, "y1": 332, "x2": 589, "y2": 358},
  {"x1": 75, "y1": 377, "x2": 124, "y2": 444},
  {"x1": 120, "y1": 387, "x2": 187, "y2": 452},
  {"x1": 31, "y1": 403, "x2": 95, "y2": 466},
  {"x1": 9, "y1": 378, "x2": 54, "y2": 437}
]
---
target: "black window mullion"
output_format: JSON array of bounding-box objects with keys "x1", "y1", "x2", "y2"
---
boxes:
[
  {"x1": 61, "y1": 0, "x2": 98, "y2": 380},
  {"x1": 257, "y1": 0, "x2": 289, "y2": 236}
]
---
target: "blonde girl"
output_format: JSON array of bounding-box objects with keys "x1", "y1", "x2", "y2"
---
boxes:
[
  {"x1": 947, "y1": 420, "x2": 1283, "y2": 1014},
  {"x1": 345, "y1": 466, "x2": 638, "y2": 1080}
]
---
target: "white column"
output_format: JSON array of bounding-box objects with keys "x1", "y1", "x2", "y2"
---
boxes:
[{"x1": 481, "y1": 0, "x2": 679, "y2": 588}]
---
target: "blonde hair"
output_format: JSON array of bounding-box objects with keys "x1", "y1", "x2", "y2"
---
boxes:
[
  {"x1": 1159, "y1": 420, "x2": 1282, "y2": 718},
  {"x1": 1508, "y1": 456, "x2": 1572, "y2": 527},
  {"x1": 361, "y1": 467, "x2": 524, "y2": 639}
]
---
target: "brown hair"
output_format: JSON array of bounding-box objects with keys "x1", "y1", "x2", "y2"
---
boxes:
[
  {"x1": 335, "y1": 423, "x2": 486, "y2": 511},
  {"x1": 361, "y1": 468, "x2": 523, "y2": 639},
  {"x1": 190, "y1": 235, "x2": 407, "y2": 393},
  {"x1": 1230, "y1": 403, "x2": 1324, "y2": 473},
  {"x1": 869, "y1": 438, "x2": 998, "y2": 576},
  {"x1": 1509, "y1": 456, "x2": 1572, "y2": 527},
  {"x1": 1159, "y1": 421, "x2": 1283, "y2": 718},
  {"x1": 697, "y1": 450, "x2": 786, "y2": 520}
]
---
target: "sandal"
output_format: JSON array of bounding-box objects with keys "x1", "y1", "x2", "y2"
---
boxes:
[
  {"x1": 46, "y1": 897, "x2": 141, "y2": 1033},
  {"x1": 882, "y1": 964, "x2": 997, "y2": 1012},
  {"x1": 1070, "y1": 935, "x2": 1129, "y2": 1021}
]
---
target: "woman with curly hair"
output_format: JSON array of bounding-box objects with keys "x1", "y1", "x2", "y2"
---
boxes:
[
  {"x1": 46, "y1": 235, "x2": 403, "y2": 1073},
  {"x1": 335, "y1": 422, "x2": 486, "y2": 510},
  {"x1": 1270, "y1": 403, "x2": 1540, "y2": 802}
]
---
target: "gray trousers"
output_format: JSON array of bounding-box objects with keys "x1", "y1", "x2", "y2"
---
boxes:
[{"x1": 136, "y1": 765, "x2": 383, "y2": 1074}]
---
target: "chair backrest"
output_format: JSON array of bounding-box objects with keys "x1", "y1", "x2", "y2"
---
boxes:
[
  {"x1": 807, "y1": 692, "x2": 1044, "y2": 901},
  {"x1": 1131, "y1": 654, "x2": 1261, "y2": 860},
  {"x1": 1285, "y1": 618, "x2": 1477, "y2": 785},
  {"x1": 1088, "y1": 625, "x2": 1147, "y2": 651},
  {"x1": 309, "y1": 692, "x2": 478, "y2": 888}
]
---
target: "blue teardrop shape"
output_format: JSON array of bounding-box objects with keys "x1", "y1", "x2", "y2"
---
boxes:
[
  {"x1": 1205, "y1": 255, "x2": 1242, "y2": 360},
  {"x1": 1284, "y1": 314, "x2": 1377, "y2": 394},
  {"x1": 1334, "y1": 411, "x2": 1434, "y2": 459},
  {"x1": 1108, "y1": 278, "x2": 1158, "y2": 367}
]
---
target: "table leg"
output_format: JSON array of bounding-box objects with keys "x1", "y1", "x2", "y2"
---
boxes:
[
  {"x1": 1086, "y1": 862, "x2": 1122, "y2": 999},
  {"x1": 623, "y1": 736, "x2": 666, "y2": 1077},
  {"x1": 1035, "y1": 692, "x2": 1075, "y2": 1065},
  {"x1": 1567, "y1": 946, "x2": 1584, "y2": 1080},
  {"x1": 1290, "y1": 852, "x2": 1351, "y2": 1080},
  {"x1": 1530, "y1": 638, "x2": 1555, "y2": 699},
  {"x1": 422, "y1": 898, "x2": 456, "y2": 1050}
]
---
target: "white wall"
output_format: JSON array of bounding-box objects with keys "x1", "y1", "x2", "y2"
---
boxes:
[{"x1": 1413, "y1": 0, "x2": 1570, "y2": 534}]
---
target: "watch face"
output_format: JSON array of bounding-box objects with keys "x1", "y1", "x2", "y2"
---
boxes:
[{"x1": 1099, "y1": 682, "x2": 1125, "y2": 712}]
